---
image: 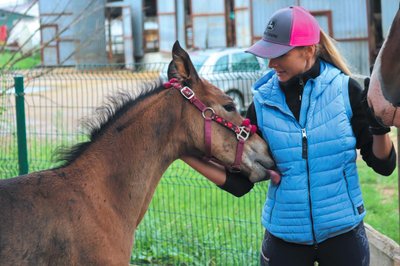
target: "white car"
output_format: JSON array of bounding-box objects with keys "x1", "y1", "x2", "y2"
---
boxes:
[{"x1": 161, "y1": 48, "x2": 270, "y2": 114}]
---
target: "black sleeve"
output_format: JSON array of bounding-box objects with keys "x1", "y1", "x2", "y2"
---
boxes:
[
  {"x1": 349, "y1": 78, "x2": 396, "y2": 176},
  {"x1": 219, "y1": 103, "x2": 259, "y2": 197},
  {"x1": 218, "y1": 170, "x2": 254, "y2": 197}
]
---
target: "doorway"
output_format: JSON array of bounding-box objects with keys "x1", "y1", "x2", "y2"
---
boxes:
[
  {"x1": 225, "y1": 0, "x2": 236, "y2": 47},
  {"x1": 368, "y1": 0, "x2": 383, "y2": 69}
]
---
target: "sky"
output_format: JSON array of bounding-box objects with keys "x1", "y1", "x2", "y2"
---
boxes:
[
  {"x1": 0, "y1": 0, "x2": 38, "y2": 17},
  {"x1": 0, "y1": 0, "x2": 29, "y2": 8}
]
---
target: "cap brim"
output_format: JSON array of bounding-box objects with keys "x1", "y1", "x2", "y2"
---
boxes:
[{"x1": 245, "y1": 39, "x2": 294, "y2": 59}]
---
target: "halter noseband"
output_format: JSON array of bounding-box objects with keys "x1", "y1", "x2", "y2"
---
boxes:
[{"x1": 164, "y1": 78, "x2": 257, "y2": 171}]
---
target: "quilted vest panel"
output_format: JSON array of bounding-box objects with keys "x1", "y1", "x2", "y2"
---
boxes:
[{"x1": 253, "y1": 61, "x2": 365, "y2": 244}]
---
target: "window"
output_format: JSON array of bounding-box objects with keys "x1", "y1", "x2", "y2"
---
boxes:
[
  {"x1": 232, "y1": 53, "x2": 260, "y2": 71},
  {"x1": 214, "y1": 55, "x2": 229, "y2": 72}
]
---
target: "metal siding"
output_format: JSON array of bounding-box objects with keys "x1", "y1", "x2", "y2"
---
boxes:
[
  {"x1": 381, "y1": 0, "x2": 398, "y2": 37},
  {"x1": 39, "y1": 0, "x2": 70, "y2": 16},
  {"x1": 39, "y1": 0, "x2": 107, "y2": 65},
  {"x1": 250, "y1": 1, "x2": 370, "y2": 75},
  {"x1": 302, "y1": 0, "x2": 369, "y2": 75},
  {"x1": 71, "y1": 0, "x2": 107, "y2": 65},
  {"x1": 302, "y1": 0, "x2": 368, "y2": 38},
  {"x1": 42, "y1": 47, "x2": 58, "y2": 65},
  {"x1": 157, "y1": 1, "x2": 176, "y2": 52},
  {"x1": 235, "y1": 1, "x2": 251, "y2": 47},
  {"x1": 176, "y1": 0, "x2": 186, "y2": 48},
  {"x1": 337, "y1": 41, "x2": 370, "y2": 75},
  {"x1": 158, "y1": 1, "x2": 175, "y2": 12},
  {"x1": 191, "y1": 0, "x2": 224, "y2": 13},
  {"x1": 129, "y1": 0, "x2": 144, "y2": 58},
  {"x1": 235, "y1": 0, "x2": 249, "y2": 6},
  {"x1": 251, "y1": 0, "x2": 295, "y2": 39},
  {"x1": 314, "y1": 15, "x2": 329, "y2": 34},
  {"x1": 235, "y1": 10, "x2": 251, "y2": 47},
  {"x1": 158, "y1": 15, "x2": 176, "y2": 52},
  {"x1": 192, "y1": 16, "x2": 226, "y2": 48},
  {"x1": 122, "y1": 6, "x2": 134, "y2": 67},
  {"x1": 191, "y1": 0, "x2": 226, "y2": 49},
  {"x1": 59, "y1": 41, "x2": 76, "y2": 65}
]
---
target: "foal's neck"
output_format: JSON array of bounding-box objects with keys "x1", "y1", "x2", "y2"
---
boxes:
[{"x1": 75, "y1": 89, "x2": 183, "y2": 229}]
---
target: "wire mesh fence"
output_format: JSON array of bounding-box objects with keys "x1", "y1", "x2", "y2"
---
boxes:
[{"x1": 0, "y1": 63, "x2": 269, "y2": 264}]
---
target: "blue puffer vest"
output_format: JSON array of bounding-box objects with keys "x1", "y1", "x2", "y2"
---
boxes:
[{"x1": 253, "y1": 61, "x2": 365, "y2": 245}]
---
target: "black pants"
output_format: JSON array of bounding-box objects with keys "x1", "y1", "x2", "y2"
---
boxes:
[{"x1": 260, "y1": 222, "x2": 369, "y2": 266}]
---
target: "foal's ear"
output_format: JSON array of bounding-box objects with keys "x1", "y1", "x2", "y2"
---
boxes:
[{"x1": 167, "y1": 41, "x2": 200, "y2": 83}]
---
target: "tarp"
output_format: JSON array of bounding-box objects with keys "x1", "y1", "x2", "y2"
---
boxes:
[{"x1": 0, "y1": 25, "x2": 7, "y2": 44}]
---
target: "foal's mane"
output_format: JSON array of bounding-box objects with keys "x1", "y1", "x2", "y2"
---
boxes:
[{"x1": 55, "y1": 80, "x2": 164, "y2": 167}]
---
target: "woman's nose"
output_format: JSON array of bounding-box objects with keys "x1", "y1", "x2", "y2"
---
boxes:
[{"x1": 268, "y1": 59, "x2": 276, "y2": 68}]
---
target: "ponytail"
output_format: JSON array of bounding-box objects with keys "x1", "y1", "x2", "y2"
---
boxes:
[{"x1": 317, "y1": 29, "x2": 352, "y2": 76}]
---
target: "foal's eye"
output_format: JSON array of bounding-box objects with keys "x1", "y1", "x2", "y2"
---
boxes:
[{"x1": 223, "y1": 103, "x2": 236, "y2": 112}]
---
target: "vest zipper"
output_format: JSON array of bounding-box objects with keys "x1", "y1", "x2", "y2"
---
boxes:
[
  {"x1": 302, "y1": 128, "x2": 317, "y2": 244},
  {"x1": 301, "y1": 128, "x2": 308, "y2": 159},
  {"x1": 299, "y1": 78, "x2": 304, "y2": 101}
]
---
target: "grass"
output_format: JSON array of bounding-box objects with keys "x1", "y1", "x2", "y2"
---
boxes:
[
  {"x1": 0, "y1": 50, "x2": 41, "y2": 69},
  {"x1": 358, "y1": 159, "x2": 399, "y2": 242}
]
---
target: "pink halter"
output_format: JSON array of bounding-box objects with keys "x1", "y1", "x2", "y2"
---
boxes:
[{"x1": 164, "y1": 78, "x2": 257, "y2": 171}]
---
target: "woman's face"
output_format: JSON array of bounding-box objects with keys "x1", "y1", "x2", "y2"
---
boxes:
[{"x1": 268, "y1": 46, "x2": 316, "y2": 82}]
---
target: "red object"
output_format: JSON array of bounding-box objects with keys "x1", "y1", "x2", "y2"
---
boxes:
[{"x1": 0, "y1": 25, "x2": 7, "y2": 43}]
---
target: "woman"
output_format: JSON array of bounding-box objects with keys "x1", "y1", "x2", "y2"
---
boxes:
[{"x1": 182, "y1": 6, "x2": 396, "y2": 266}]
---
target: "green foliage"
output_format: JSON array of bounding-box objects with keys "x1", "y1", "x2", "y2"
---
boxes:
[
  {"x1": 0, "y1": 51, "x2": 41, "y2": 69},
  {"x1": 0, "y1": 136, "x2": 86, "y2": 179},
  {"x1": 358, "y1": 160, "x2": 399, "y2": 243}
]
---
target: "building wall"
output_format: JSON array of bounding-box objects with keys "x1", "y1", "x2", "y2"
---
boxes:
[
  {"x1": 381, "y1": 0, "x2": 399, "y2": 37},
  {"x1": 191, "y1": 0, "x2": 226, "y2": 49},
  {"x1": 157, "y1": 1, "x2": 176, "y2": 53},
  {"x1": 39, "y1": 0, "x2": 107, "y2": 66},
  {"x1": 250, "y1": 0, "x2": 370, "y2": 75}
]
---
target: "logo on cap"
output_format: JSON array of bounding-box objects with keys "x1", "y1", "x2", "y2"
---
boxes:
[{"x1": 267, "y1": 20, "x2": 275, "y2": 30}]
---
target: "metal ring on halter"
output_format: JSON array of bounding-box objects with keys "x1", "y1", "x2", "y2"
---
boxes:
[{"x1": 202, "y1": 107, "x2": 215, "y2": 119}]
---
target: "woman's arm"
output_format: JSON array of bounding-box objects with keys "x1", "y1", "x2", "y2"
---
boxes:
[
  {"x1": 181, "y1": 155, "x2": 226, "y2": 186},
  {"x1": 349, "y1": 77, "x2": 396, "y2": 175},
  {"x1": 181, "y1": 155, "x2": 255, "y2": 197},
  {"x1": 372, "y1": 134, "x2": 393, "y2": 160}
]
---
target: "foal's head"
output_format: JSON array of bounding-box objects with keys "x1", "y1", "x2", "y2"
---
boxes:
[{"x1": 167, "y1": 41, "x2": 275, "y2": 182}]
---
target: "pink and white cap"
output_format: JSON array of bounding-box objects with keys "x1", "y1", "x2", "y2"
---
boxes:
[{"x1": 246, "y1": 6, "x2": 320, "y2": 59}]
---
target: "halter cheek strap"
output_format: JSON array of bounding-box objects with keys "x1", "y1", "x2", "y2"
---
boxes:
[{"x1": 164, "y1": 78, "x2": 257, "y2": 171}]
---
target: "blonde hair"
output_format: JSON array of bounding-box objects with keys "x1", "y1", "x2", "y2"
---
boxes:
[{"x1": 317, "y1": 29, "x2": 352, "y2": 76}]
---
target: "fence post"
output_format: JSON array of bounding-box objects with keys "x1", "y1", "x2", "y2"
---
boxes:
[{"x1": 14, "y1": 75, "x2": 28, "y2": 175}]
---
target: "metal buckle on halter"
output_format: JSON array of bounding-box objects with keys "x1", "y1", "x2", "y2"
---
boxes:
[
  {"x1": 180, "y1": 86, "x2": 195, "y2": 100},
  {"x1": 237, "y1": 126, "x2": 250, "y2": 141},
  {"x1": 202, "y1": 107, "x2": 215, "y2": 119}
]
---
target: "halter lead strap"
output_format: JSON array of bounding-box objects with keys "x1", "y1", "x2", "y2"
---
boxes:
[{"x1": 164, "y1": 78, "x2": 256, "y2": 171}]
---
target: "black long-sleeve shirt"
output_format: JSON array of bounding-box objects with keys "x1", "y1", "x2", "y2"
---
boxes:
[{"x1": 220, "y1": 59, "x2": 396, "y2": 196}]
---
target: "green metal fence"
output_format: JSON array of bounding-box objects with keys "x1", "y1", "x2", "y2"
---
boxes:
[{"x1": 0, "y1": 64, "x2": 268, "y2": 265}]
